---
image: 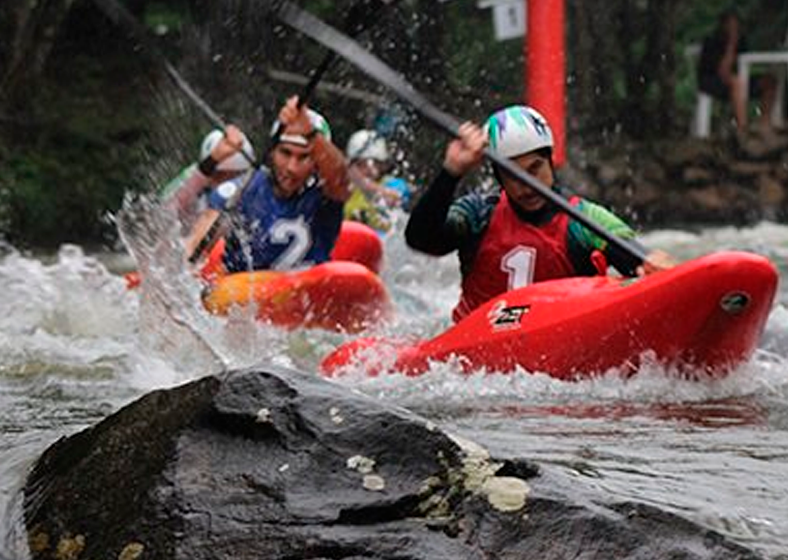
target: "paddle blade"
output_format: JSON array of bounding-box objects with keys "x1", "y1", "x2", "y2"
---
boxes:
[
  {"x1": 296, "y1": 0, "x2": 396, "y2": 107},
  {"x1": 272, "y1": 0, "x2": 649, "y2": 266}
]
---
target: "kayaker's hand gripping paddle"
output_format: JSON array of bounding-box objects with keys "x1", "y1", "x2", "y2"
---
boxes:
[
  {"x1": 187, "y1": 0, "x2": 397, "y2": 264},
  {"x1": 93, "y1": 0, "x2": 397, "y2": 265}
]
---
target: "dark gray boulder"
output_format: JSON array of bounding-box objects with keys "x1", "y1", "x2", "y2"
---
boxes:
[{"x1": 24, "y1": 366, "x2": 763, "y2": 559}]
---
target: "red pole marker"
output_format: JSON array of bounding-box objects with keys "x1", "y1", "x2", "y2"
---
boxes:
[{"x1": 526, "y1": 0, "x2": 566, "y2": 167}]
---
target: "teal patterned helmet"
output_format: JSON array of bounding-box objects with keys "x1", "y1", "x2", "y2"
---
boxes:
[
  {"x1": 306, "y1": 108, "x2": 332, "y2": 141},
  {"x1": 485, "y1": 105, "x2": 553, "y2": 159}
]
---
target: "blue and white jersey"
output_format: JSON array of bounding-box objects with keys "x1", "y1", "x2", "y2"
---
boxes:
[{"x1": 209, "y1": 168, "x2": 343, "y2": 273}]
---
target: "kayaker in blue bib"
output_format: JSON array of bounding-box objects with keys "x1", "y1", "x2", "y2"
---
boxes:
[
  {"x1": 183, "y1": 96, "x2": 349, "y2": 273},
  {"x1": 405, "y1": 105, "x2": 675, "y2": 321}
]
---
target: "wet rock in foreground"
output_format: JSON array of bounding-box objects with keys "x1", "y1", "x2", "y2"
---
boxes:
[{"x1": 24, "y1": 367, "x2": 763, "y2": 559}]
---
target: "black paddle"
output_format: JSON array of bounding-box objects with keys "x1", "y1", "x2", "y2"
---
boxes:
[
  {"x1": 186, "y1": 0, "x2": 396, "y2": 264},
  {"x1": 269, "y1": 0, "x2": 397, "y2": 147},
  {"x1": 271, "y1": 1, "x2": 650, "y2": 265}
]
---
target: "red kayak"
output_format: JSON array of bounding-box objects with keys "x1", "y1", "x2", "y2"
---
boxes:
[
  {"x1": 201, "y1": 221, "x2": 389, "y2": 333},
  {"x1": 125, "y1": 220, "x2": 383, "y2": 289},
  {"x1": 203, "y1": 261, "x2": 390, "y2": 333},
  {"x1": 330, "y1": 220, "x2": 384, "y2": 274},
  {"x1": 321, "y1": 251, "x2": 778, "y2": 379},
  {"x1": 126, "y1": 221, "x2": 390, "y2": 333}
]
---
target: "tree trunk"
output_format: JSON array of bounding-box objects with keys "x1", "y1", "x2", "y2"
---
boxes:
[
  {"x1": 646, "y1": 0, "x2": 677, "y2": 136},
  {"x1": 619, "y1": 0, "x2": 648, "y2": 136},
  {"x1": 568, "y1": 0, "x2": 595, "y2": 134},
  {"x1": 0, "y1": 0, "x2": 76, "y2": 113},
  {"x1": 567, "y1": 0, "x2": 625, "y2": 135}
]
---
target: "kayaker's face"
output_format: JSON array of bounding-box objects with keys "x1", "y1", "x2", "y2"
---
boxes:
[
  {"x1": 271, "y1": 142, "x2": 315, "y2": 197},
  {"x1": 500, "y1": 152, "x2": 555, "y2": 213},
  {"x1": 351, "y1": 158, "x2": 384, "y2": 181}
]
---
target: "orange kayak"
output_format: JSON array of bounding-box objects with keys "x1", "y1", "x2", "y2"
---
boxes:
[
  {"x1": 126, "y1": 221, "x2": 390, "y2": 332},
  {"x1": 199, "y1": 221, "x2": 388, "y2": 333},
  {"x1": 202, "y1": 260, "x2": 391, "y2": 333}
]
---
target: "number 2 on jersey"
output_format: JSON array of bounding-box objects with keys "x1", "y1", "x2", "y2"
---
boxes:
[{"x1": 270, "y1": 217, "x2": 312, "y2": 269}]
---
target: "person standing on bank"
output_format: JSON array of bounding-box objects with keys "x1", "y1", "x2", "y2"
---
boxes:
[
  {"x1": 183, "y1": 95, "x2": 349, "y2": 273},
  {"x1": 697, "y1": 10, "x2": 777, "y2": 133},
  {"x1": 405, "y1": 105, "x2": 674, "y2": 322}
]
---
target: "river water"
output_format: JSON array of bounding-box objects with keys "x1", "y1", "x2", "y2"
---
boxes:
[{"x1": 1, "y1": 214, "x2": 788, "y2": 559}]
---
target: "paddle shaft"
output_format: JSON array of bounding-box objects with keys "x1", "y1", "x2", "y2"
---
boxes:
[
  {"x1": 273, "y1": 1, "x2": 649, "y2": 265},
  {"x1": 188, "y1": 0, "x2": 393, "y2": 264},
  {"x1": 91, "y1": 0, "x2": 255, "y2": 166},
  {"x1": 270, "y1": 0, "x2": 391, "y2": 143}
]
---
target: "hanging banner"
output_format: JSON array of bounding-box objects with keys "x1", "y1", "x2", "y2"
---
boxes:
[{"x1": 478, "y1": 0, "x2": 526, "y2": 41}]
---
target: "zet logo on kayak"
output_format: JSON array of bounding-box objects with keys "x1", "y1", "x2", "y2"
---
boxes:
[{"x1": 488, "y1": 301, "x2": 531, "y2": 331}]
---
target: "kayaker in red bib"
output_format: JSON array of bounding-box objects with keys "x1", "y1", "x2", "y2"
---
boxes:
[{"x1": 405, "y1": 105, "x2": 674, "y2": 322}]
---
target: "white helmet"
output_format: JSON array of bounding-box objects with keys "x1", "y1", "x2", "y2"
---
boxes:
[
  {"x1": 200, "y1": 129, "x2": 255, "y2": 173},
  {"x1": 484, "y1": 105, "x2": 554, "y2": 159},
  {"x1": 346, "y1": 129, "x2": 389, "y2": 162},
  {"x1": 270, "y1": 108, "x2": 332, "y2": 147}
]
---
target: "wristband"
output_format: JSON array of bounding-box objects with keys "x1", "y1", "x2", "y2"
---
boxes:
[{"x1": 198, "y1": 155, "x2": 219, "y2": 176}]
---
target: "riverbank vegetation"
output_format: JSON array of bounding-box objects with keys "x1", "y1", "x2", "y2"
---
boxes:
[{"x1": 0, "y1": 0, "x2": 785, "y2": 248}]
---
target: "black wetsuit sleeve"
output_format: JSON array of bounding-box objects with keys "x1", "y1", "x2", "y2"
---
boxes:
[{"x1": 404, "y1": 167, "x2": 462, "y2": 255}]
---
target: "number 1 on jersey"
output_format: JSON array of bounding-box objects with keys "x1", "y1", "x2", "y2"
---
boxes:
[{"x1": 501, "y1": 246, "x2": 536, "y2": 290}]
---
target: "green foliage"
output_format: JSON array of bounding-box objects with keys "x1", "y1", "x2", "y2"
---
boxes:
[
  {"x1": 443, "y1": 2, "x2": 523, "y2": 105},
  {"x1": 0, "y1": 128, "x2": 144, "y2": 248},
  {"x1": 0, "y1": 0, "x2": 785, "y2": 247},
  {"x1": 143, "y1": 2, "x2": 188, "y2": 34},
  {"x1": 0, "y1": 52, "x2": 153, "y2": 249}
]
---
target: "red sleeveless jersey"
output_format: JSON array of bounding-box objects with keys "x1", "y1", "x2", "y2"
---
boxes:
[{"x1": 453, "y1": 193, "x2": 577, "y2": 322}]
